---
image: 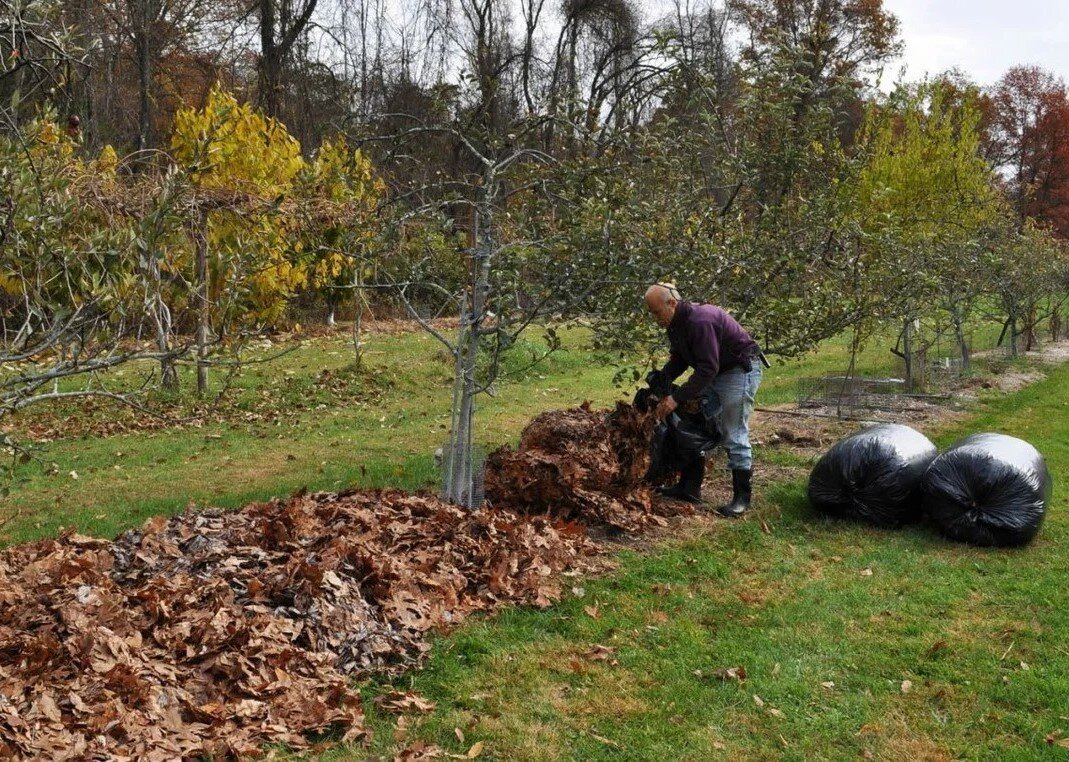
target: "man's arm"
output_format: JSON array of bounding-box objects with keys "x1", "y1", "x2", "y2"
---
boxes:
[
  {"x1": 673, "y1": 321, "x2": 720, "y2": 402},
  {"x1": 661, "y1": 351, "x2": 688, "y2": 381}
]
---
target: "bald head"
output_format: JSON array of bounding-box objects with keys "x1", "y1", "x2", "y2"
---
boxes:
[{"x1": 644, "y1": 283, "x2": 680, "y2": 328}]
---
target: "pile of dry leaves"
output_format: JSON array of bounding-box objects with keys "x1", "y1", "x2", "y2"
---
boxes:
[
  {"x1": 0, "y1": 402, "x2": 667, "y2": 758},
  {"x1": 485, "y1": 402, "x2": 693, "y2": 530}
]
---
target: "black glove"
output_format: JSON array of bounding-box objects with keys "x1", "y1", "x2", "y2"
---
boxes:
[{"x1": 645, "y1": 369, "x2": 672, "y2": 397}]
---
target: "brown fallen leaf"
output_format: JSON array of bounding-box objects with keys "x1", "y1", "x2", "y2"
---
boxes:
[
  {"x1": 859, "y1": 568, "x2": 873, "y2": 577},
  {"x1": 466, "y1": 741, "x2": 485, "y2": 758},
  {"x1": 925, "y1": 640, "x2": 949, "y2": 659},
  {"x1": 585, "y1": 644, "x2": 617, "y2": 662},
  {"x1": 707, "y1": 666, "x2": 747, "y2": 682},
  {"x1": 376, "y1": 692, "x2": 438, "y2": 715},
  {"x1": 584, "y1": 605, "x2": 601, "y2": 620}
]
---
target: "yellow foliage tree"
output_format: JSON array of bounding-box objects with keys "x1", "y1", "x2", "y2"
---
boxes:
[
  {"x1": 171, "y1": 86, "x2": 307, "y2": 327},
  {"x1": 296, "y1": 136, "x2": 386, "y2": 324}
]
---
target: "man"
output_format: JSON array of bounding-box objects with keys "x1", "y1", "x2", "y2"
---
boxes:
[{"x1": 644, "y1": 283, "x2": 763, "y2": 518}]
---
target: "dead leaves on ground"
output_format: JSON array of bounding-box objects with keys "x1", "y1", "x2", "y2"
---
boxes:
[
  {"x1": 0, "y1": 401, "x2": 668, "y2": 757},
  {"x1": 484, "y1": 402, "x2": 693, "y2": 530}
]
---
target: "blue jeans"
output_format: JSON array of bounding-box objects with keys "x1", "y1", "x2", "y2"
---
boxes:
[{"x1": 709, "y1": 365, "x2": 762, "y2": 470}]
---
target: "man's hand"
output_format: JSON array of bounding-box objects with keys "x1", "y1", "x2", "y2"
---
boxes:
[{"x1": 654, "y1": 394, "x2": 678, "y2": 420}]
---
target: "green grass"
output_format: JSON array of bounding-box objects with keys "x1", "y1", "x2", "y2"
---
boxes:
[
  {"x1": 2, "y1": 322, "x2": 953, "y2": 546},
  {"x1": 0, "y1": 327, "x2": 618, "y2": 545},
  {"x1": 1, "y1": 317, "x2": 1063, "y2": 757},
  {"x1": 335, "y1": 363, "x2": 1069, "y2": 760}
]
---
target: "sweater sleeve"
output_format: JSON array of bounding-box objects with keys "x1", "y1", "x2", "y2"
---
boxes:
[
  {"x1": 674, "y1": 320, "x2": 720, "y2": 402},
  {"x1": 661, "y1": 351, "x2": 688, "y2": 382}
]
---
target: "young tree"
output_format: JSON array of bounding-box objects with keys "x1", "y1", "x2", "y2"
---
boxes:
[
  {"x1": 170, "y1": 86, "x2": 306, "y2": 391},
  {"x1": 852, "y1": 82, "x2": 1007, "y2": 381}
]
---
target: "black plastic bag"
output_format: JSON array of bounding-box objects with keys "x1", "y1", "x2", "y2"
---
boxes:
[
  {"x1": 921, "y1": 433, "x2": 1052, "y2": 547},
  {"x1": 808, "y1": 423, "x2": 937, "y2": 527},
  {"x1": 634, "y1": 382, "x2": 722, "y2": 483}
]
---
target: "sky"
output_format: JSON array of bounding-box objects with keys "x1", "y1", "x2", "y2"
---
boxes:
[{"x1": 881, "y1": 0, "x2": 1069, "y2": 88}]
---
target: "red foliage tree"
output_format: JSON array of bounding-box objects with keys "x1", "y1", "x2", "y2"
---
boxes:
[{"x1": 985, "y1": 65, "x2": 1069, "y2": 238}]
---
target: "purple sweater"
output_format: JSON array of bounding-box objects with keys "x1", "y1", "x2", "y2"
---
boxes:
[{"x1": 661, "y1": 302, "x2": 760, "y2": 402}]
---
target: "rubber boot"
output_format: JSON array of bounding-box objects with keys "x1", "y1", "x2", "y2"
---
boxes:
[
  {"x1": 717, "y1": 468, "x2": 752, "y2": 518},
  {"x1": 656, "y1": 457, "x2": 705, "y2": 505}
]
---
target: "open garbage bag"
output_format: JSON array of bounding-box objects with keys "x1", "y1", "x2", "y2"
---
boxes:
[
  {"x1": 921, "y1": 433, "x2": 1052, "y2": 547},
  {"x1": 808, "y1": 423, "x2": 937, "y2": 527},
  {"x1": 634, "y1": 382, "x2": 721, "y2": 484}
]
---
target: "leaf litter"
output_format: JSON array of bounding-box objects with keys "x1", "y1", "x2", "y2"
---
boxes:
[{"x1": 0, "y1": 402, "x2": 671, "y2": 757}]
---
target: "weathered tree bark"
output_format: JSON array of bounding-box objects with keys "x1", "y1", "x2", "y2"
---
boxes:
[
  {"x1": 1023, "y1": 303, "x2": 1038, "y2": 352},
  {"x1": 194, "y1": 211, "x2": 210, "y2": 395},
  {"x1": 132, "y1": 0, "x2": 159, "y2": 154},
  {"x1": 901, "y1": 318, "x2": 914, "y2": 392},
  {"x1": 951, "y1": 304, "x2": 970, "y2": 373},
  {"x1": 257, "y1": 0, "x2": 319, "y2": 120},
  {"x1": 146, "y1": 253, "x2": 178, "y2": 391},
  {"x1": 445, "y1": 191, "x2": 495, "y2": 509}
]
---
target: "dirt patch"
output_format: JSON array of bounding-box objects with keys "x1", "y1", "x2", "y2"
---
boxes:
[
  {"x1": 960, "y1": 369, "x2": 1046, "y2": 394},
  {"x1": 747, "y1": 401, "x2": 970, "y2": 460},
  {"x1": 1032, "y1": 339, "x2": 1069, "y2": 363}
]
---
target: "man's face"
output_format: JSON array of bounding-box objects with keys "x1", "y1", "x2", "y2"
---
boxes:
[{"x1": 647, "y1": 297, "x2": 677, "y2": 328}]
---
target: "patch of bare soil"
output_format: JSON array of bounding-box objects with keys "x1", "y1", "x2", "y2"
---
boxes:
[
  {"x1": 747, "y1": 397, "x2": 972, "y2": 460},
  {"x1": 1031, "y1": 339, "x2": 1069, "y2": 364},
  {"x1": 972, "y1": 370, "x2": 1047, "y2": 394}
]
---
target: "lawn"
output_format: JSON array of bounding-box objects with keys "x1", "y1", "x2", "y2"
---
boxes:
[
  {"x1": 338, "y1": 360, "x2": 1069, "y2": 761},
  {"x1": 0, "y1": 321, "x2": 971, "y2": 546},
  {"x1": 1, "y1": 318, "x2": 1062, "y2": 760}
]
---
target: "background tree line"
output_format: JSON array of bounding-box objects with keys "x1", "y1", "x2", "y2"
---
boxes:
[{"x1": 2, "y1": 0, "x2": 1069, "y2": 422}]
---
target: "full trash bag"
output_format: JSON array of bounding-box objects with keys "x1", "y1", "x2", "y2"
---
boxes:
[
  {"x1": 808, "y1": 424, "x2": 937, "y2": 527},
  {"x1": 921, "y1": 433, "x2": 1052, "y2": 547}
]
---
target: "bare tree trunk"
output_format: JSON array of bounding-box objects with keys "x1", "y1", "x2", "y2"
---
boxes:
[
  {"x1": 1051, "y1": 303, "x2": 1062, "y2": 342},
  {"x1": 951, "y1": 304, "x2": 970, "y2": 373},
  {"x1": 445, "y1": 198, "x2": 493, "y2": 509},
  {"x1": 1023, "y1": 303, "x2": 1038, "y2": 352},
  {"x1": 257, "y1": 0, "x2": 319, "y2": 120},
  {"x1": 146, "y1": 254, "x2": 178, "y2": 391},
  {"x1": 259, "y1": 0, "x2": 282, "y2": 119},
  {"x1": 194, "y1": 212, "x2": 210, "y2": 395},
  {"x1": 134, "y1": 0, "x2": 156, "y2": 154},
  {"x1": 351, "y1": 257, "x2": 365, "y2": 367},
  {"x1": 902, "y1": 318, "x2": 914, "y2": 392}
]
